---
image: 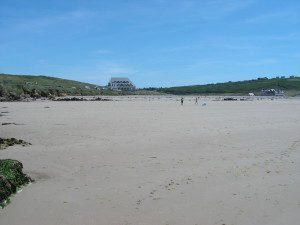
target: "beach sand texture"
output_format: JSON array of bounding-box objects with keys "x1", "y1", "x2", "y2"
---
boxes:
[{"x1": 0, "y1": 97, "x2": 300, "y2": 225}]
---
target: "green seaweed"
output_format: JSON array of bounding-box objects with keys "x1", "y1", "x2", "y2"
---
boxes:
[{"x1": 0, "y1": 159, "x2": 32, "y2": 208}]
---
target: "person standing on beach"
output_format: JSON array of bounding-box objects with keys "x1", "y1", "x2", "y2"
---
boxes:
[
  {"x1": 195, "y1": 97, "x2": 198, "y2": 104},
  {"x1": 181, "y1": 98, "x2": 184, "y2": 106}
]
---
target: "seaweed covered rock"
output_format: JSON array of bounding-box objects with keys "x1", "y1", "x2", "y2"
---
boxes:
[
  {"x1": 0, "y1": 159, "x2": 32, "y2": 207},
  {"x1": 54, "y1": 97, "x2": 87, "y2": 101},
  {"x1": 0, "y1": 138, "x2": 31, "y2": 150}
]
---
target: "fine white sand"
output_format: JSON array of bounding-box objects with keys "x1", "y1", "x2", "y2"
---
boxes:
[{"x1": 0, "y1": 96, "x2": 300, "y2": 225}]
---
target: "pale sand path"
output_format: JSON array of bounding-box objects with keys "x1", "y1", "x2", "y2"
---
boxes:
[{"x1": 0, "y1": 98, "x2": 300, "y2": 225}]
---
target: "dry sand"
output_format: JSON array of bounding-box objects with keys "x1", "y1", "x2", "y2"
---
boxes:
[{"x1": 0, "y1": 96, "x2": 300, "y2": 225}]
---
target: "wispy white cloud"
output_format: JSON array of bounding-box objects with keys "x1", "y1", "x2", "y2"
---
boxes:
[
  {"x1": 193, "y1": 0, "x2": 256, "y2": 20},
  {"x1": 13, "y1": 10, "x2": 96, "y2": 31},
  {"x1": 3, "y1": 0, "x2": 256, "y2": 35},
  {"x1": 184, "y1": 57, "x2": 279, "y2": 71},
  {"x1": 237, "y1": 59, "x2": 279, "y2": 66},
  {"x1": 245, "y1": 11, "x2": 299, "y2": 23},
  {"x1": 293, "y1": 53, "x2": 300, "y2": 59},
  {"x1": 94, "y1": 49, "x2": 113, "y2": 54},
  {"x1": 264, "y1": 33, "x2": 300, "y2": 41},
  {"x1": 96, "y1": 60, "x2": 137, "y2": 76},
  {"x1": 162, "y1": 45, "x2": 200, "y2": 53},
  {"x1": 42, "y1": 60, "x2": 138, "y2": 85},
  {"x1": 163, "y1": 42, "x2": 261, "y2": 53},
  {"x1": 152, "y1": 0, "x2": 255, "y2": 18},
  {"x1": 37, "y1": 59, "x2": 48, "y2": 64},
  {"x1": 123, "y1": 0, "x2": 255, "y2": 32}
]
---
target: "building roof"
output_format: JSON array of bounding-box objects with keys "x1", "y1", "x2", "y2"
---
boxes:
[{"x1": 110, "y1": 77, "x2": 132, "y2": 82}]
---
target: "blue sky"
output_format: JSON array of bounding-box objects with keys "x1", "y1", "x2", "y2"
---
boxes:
[{"x1": 0, "y1": 0, "x2": 299, "y2": 87}]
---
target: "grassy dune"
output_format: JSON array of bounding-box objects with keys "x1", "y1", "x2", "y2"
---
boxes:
[
  {"x1": 154, "y1": 76, "x2": 300, "y2": 96},
  {"x1": 2, "y1": 74, "x2": 300, "y2": 97},
  {"x1": 0, "y1": 74, "x2": 104, "y2": 97},
  {"x1": 0, "y1": 74, "x2": 161, "y2": 98}
]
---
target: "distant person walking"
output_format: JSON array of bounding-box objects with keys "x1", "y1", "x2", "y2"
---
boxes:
[
  {"x1": 181, "y1": 98, "x2": 184, "y2": 106},
  {"x1": 195, "y1": 97, "x2": 198, "y2": 104}
]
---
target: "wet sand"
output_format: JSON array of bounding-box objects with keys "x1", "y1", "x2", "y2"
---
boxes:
[{"x1": 0, "y1": 97, "x2": 300, "y2": 225}]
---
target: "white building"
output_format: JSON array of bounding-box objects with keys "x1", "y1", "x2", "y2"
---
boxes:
[{"x1": 108, "y1": 77, "x2": 136, "y2": 91}]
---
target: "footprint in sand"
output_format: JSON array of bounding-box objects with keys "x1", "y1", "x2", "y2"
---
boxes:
[{"x1": 288, "y1": 139, "x2": 300, "y2": 151}]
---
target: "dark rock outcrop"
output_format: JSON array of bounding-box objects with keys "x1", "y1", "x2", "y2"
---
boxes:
[
  {"x1": 54, "y1": 97, "x2": 111, "y2": 101},
  {"x1": 223, "y1": 97, "x2": 238, "y2": 101}
]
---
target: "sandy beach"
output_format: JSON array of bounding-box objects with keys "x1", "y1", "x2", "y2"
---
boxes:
[{"x1": 0, "y1": 96, "x2": 300, "y2": 225}]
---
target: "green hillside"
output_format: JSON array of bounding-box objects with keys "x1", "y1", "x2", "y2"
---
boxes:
[
  {"x1": 155, "y1": 76, "x2": 300, "y2": 96},
  {"x1": 2, "y1": 74, "x2": 300, "y2": 98},
  {"x1": 0, "y1": 74, "x2": 107, "y2": 98},
  {"x1": 0, "y1": 74, "x2": 162, "y2": 100}
]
